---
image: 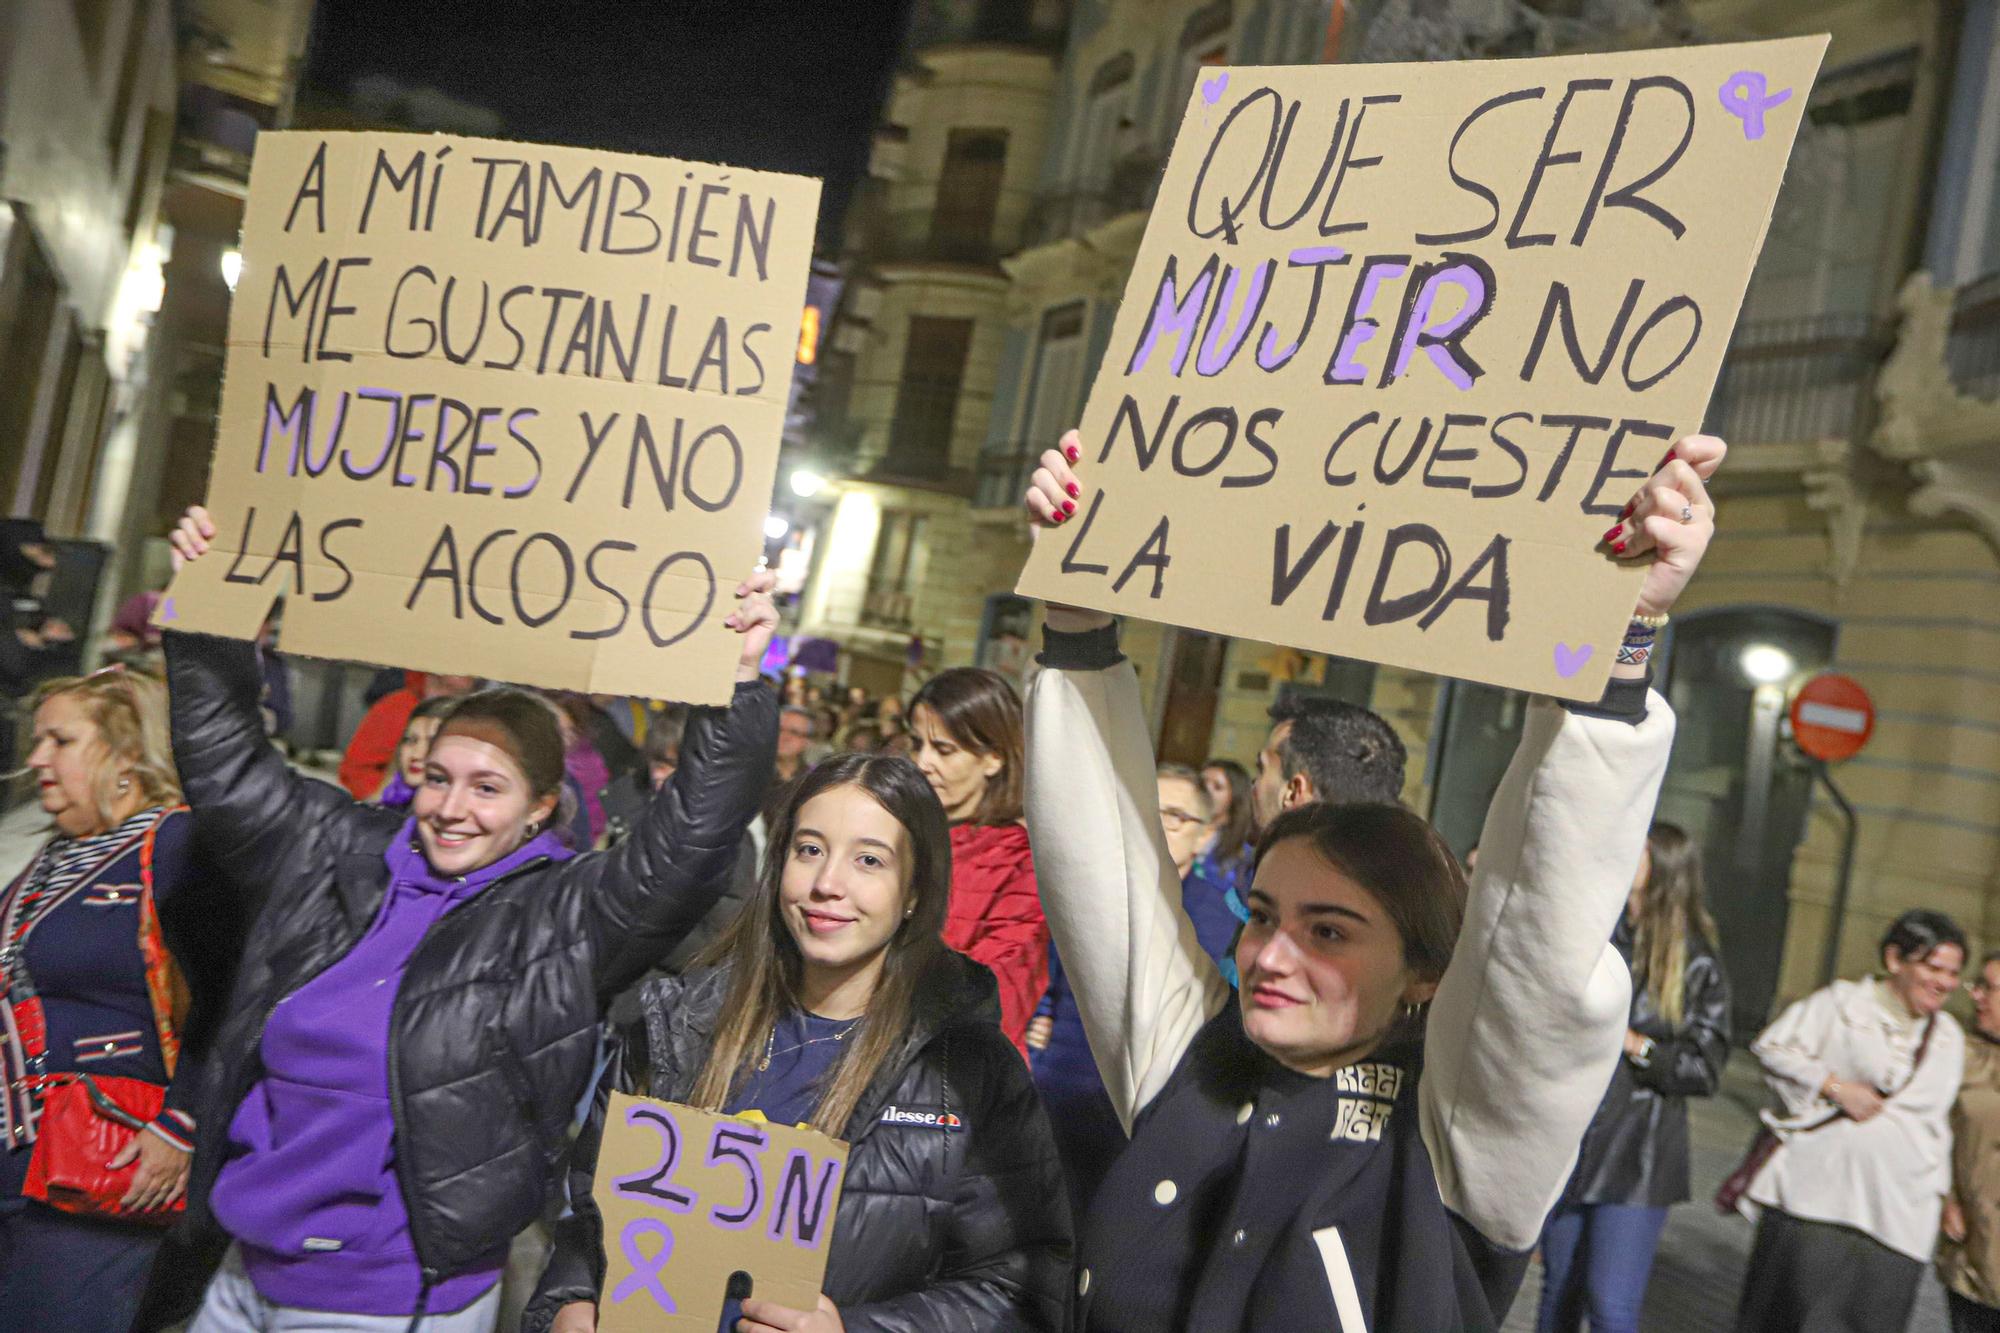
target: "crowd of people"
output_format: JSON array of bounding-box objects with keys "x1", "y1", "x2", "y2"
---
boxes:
[{"x1": 0, "y1": 428, "x2": 1989, "y2": 1333}]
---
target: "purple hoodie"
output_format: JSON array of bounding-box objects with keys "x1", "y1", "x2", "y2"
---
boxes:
[{"x1": 210, "y1": 819, "x2": 574, "y2": 1315}]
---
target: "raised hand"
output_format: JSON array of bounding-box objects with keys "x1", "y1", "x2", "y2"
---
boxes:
[
  {"x1": 1023, "y1": 429, "x2": 1112, "y2": 634},
  {"x1": 1599, "y1": 433, "x2": 1725, "y2": 620},
  {"x1": 167, "y1": 505, "x2": 217, "y2": 573},
  {"x1": 725, "y1": 567, "x2": 780, "y2": 683}
]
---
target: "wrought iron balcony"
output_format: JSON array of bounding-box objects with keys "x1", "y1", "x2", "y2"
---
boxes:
[
  {"x1": 1704, "y1": 315, "x2": 1892, "y2": 447},
  {"x1": 1948, "y1": 272, "x2": 2000, "y2": 401}
]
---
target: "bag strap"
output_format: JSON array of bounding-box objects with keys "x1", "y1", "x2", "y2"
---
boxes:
[{"x1": 136, "y1": 808, "x2": 188, "y2": 1079}]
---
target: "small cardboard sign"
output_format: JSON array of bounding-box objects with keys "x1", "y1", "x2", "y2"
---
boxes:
[
  {"x1": 593, "y1": 1094, "x2": 849, "y2": 1331},
  {"x1": 1016, "y1": 38, "x2": 1826, "y2": 699},
  {"x1": 160, "y1": 131, "x2": 820, "y2": 704}
]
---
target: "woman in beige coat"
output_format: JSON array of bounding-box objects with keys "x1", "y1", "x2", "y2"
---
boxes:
[{"x1": 1943, "y1": 949, "x2": 2000, "y2": 1333}]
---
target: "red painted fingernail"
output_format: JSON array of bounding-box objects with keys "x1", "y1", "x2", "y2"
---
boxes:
[
  {"x1": 1051, "y1": 510, "x2": 1064, "y2": 524},
  {"x1": 1061, "y1": 500, "x2": 1076, "y2": 516},
  {"x1": 1602, "y1": 525, "x2": 1623, "y2": 544},
  {"x1": 1663, "y1": 449, "x2": 1678, "y2": 464},
  {"x1": 1066, "y1": 482, "x2": 1081, "y2": 498},
  {"x1": 1612, "y1": 540, "x2": 1628, "y2": 555},
  {"x1": 1064, "y1": 445, "x2": 1080, "y2": 463},
  {"x1": 1619, "y1": 500, "x2": 1635, "y2": 520}
]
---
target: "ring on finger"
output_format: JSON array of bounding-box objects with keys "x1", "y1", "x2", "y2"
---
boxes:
[{"x1": 1680, "y1": 505, "x2": 1694, "y2": 524}]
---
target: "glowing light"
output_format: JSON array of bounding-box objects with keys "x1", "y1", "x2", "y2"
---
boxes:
[
  {"x1": 797, "y1": 306, "x2": 821, "y2": 365},
  {"x1": 220, "y1": 248, "x2": 242, "y2": 292},
  {"x1": 789, "y1": 469, "x2": 824, "y2": 498},
  {"x1": 1740, "y1": 643, "x2": 1795, "y2": 685},
  {"x1": 764, "y1": 514, "x2": 790, "y2": 541}
]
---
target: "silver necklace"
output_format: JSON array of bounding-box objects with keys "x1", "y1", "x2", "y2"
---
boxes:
[{"x1": 759, "y1": 1016, "x2": 861, "y2": 1072}]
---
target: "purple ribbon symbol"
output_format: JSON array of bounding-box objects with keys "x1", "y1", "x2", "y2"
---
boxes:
[
  {"x1": 1718, "y1": 71, "x2": 1791, "y2": 141},
  {"x1": 609, "y1": 1217, "x2": 677, "y2": 1312}
]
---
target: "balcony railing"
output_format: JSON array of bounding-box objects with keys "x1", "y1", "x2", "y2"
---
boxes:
[
  {"x1": 973, "y1": 439, "x2": 1038, "y2": 510},
  {"x1": 1023, "y1": 154, "x2": 1165, "y2": 248},
  {"x1": 1949, "y1": 272, "x2": 2000, "y2": 400},
  {"x1": 860, "y1": 585, "x2": 916, "y2": 630},
  {"x1": 1704, "y1": 315, "x2": 1892, "y2": 447},
  {"x1": 847, "y1": 190, "x2": 1031, "y2": 266}
]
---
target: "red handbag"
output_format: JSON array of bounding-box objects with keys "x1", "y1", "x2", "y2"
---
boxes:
[{"x1": 22, "y1": 1072, "x2": 184, "y2": 1224}]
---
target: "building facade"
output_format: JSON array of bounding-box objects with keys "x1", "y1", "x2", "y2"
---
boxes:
[
  {"x1": 791, "y1": 0, "x2": 1071, "y2": 698},
  {"x1": 0, "y1": 0, "x2": 178, "y2": 599},
  {"x1": 105, "y1": 0, "x2": 318, "y2": 613},
  {"x1": 800, "y1": 0, "x2": 2000, "y2": 1032}
]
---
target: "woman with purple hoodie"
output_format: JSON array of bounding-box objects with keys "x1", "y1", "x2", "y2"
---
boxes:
[{"x1": 133, "y1": 507, "x2": 779, "y2": 1333}]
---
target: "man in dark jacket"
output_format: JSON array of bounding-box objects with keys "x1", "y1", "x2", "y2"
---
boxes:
[{"x1": 134, "y1": 629, "x2": 776, "y2": 1328}]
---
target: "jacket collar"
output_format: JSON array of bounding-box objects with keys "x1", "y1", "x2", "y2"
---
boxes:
[{"x1": 646, "y1": 950, "x2": 1001, "y2": 1138}]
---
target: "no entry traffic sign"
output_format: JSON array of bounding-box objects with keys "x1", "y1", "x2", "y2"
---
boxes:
[{"x1": 1790, "y1": 673, "x2": 1875, "y2": 763}]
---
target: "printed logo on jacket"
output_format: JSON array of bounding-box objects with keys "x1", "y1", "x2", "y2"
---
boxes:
[
  {"x1": 879, "y1": 1104, "x2": 965, "y2": 1131},
  {"x1": 1332, "y1": 1063, "x2": 1403, "y2": 1144}
]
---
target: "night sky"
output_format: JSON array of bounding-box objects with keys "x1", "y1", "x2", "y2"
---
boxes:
[{"x1": 303, "y1": 0, "x2": 917, "y2": 241}]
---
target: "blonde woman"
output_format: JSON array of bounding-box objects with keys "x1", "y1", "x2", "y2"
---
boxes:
[{"x1": 1, "y1": 668, "x2": 217, "y2": 1333}]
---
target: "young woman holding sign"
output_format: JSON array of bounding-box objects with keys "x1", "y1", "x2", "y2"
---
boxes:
[
  {"x1": 134, "y1": 506, "x2": 778, "y2": 1333},
  {"x1": 1019, "y1": 430, "x2": 1723, "y2": 1332},
  {"x1": 527, "y1": 752, "x2": 1072, "y2": 1333}
]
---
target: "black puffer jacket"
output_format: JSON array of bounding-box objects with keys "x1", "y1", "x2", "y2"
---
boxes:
[
  {"x1": 1566, "y1": 919, "x2": 1732, "y2": 1207},
  {"x1": 526, "y1": 953, "x2": 1073, "y2": 1331},
  {"x1": 135, "y1": 631, "x2": 773, "y2": 1327}
]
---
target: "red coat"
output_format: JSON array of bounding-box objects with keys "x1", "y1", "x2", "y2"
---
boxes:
[
  {"x1": 942, "y1": 822, "x2": 1047, "y2": 1061},
  {"x1": 337, "y1": 676, "x2": 424, "y2": 798}
]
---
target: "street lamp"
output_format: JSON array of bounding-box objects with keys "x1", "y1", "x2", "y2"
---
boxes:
[
  {"x1": 220, "y1": 248, "x2": 242, "y2": 292},
  {"x1": 764, "y1": 514, "x2": 790, "y2": 541},
  {"x1": 789, "y1": 469, "x2": 824, "y2": 498},
  {"x1": 1739, "y1": 643, "x2": 1794, "y2": 685}
]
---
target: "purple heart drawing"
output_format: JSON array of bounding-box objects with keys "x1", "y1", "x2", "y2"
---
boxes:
[
  {"x1": 1553, "y1": 642, "x2": 1593, "y2": 679},
  {"x1": 1201, "y1": 72, "x2": 1229, "y2": 105},
  {"x1": 160, "y1": 596, "x2": 178, "y2": 623}
]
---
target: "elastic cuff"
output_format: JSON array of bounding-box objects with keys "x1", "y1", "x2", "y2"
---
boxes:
[
  {"x1": 1560, "y1": 672, "x2": 1650, "y2": 725},
  {"x1": 147, "y1": 1111, "x2": 195, "y2": 1153},
  {"x1": 1036, "y1": 622, "x2": 1124, "y2": 671}
]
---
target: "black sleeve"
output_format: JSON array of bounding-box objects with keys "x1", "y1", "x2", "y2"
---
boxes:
[
  {"x1": 1559, "y1": 672, "x2": 1652, "y2": 726},
  {"x1": 660, "y1": 831, "x2": 760, "y2": 974},
  {"x1": 1035, "y1": 621, "x2": 1124, "y2": 671},
  {"x1": 164, "y1": 631, "x2": 384, "y2": 917},
  {"x1": 522, "y1": 1037, "x2": 628, "y2": 1333},
  {"x1": 841, "y1": 1030, "x2": 1075, "y2": 1332},
  {"x1": 1632, "y1": 951, "x2": 1732, "y2": 1098},
  {"x1": 558, "y1": 678, "x2": 776, "y2": 1001}
]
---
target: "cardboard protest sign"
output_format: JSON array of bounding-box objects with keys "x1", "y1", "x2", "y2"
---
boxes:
[
  {"x1": 593, "y1": 1094, "x2": 848, "y2": 1331},
  {"x1": 160, "y1": 132, "x2": 819, "y2": 703},
  {"x1": 1017, "y1": 38, "x2": 1825, "y2": 699}
]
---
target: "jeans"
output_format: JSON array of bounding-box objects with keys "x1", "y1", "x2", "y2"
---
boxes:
[
  {"x1": 1535, "y1": 1202, "x2": 1670, "y2": 1333},
  {"x1": 190, "y1": 1245, "x2": 501, "y2": 1332}
]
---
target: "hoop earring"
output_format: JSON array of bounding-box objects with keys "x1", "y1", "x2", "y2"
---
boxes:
[{"x1": 116, "y1": 776, "x2": 132, "y2": 794}]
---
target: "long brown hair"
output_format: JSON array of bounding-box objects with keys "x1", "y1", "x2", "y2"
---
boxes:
[
  {"x1": 1252, "y1": 802, "x2": 1466, "y2": 1044},
  {"x1": 906, "y1": 668, "x2": 1024, "y2": 825},
  {"x1": 1201, "y1": 757, "x2": 1254, "y2": 868},
  {"x1": 687, "y1": 753, "x2": 954, "y2": 1135},
  {"x1": 1631, "y1": 823, "x2": 1718, "y2": 1027}
]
